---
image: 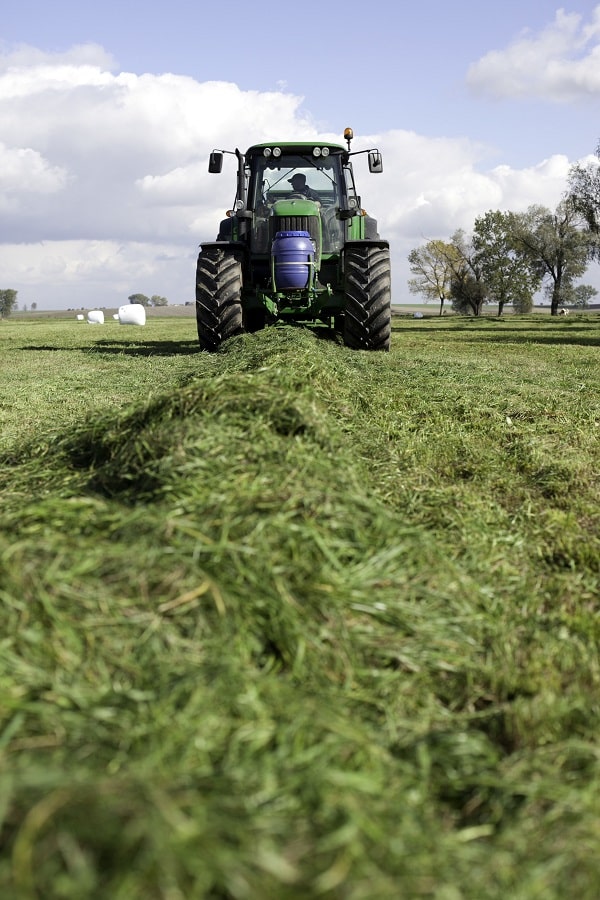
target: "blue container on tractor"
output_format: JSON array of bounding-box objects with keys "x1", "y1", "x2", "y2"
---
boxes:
[{"x1": 272, "y1": 231, "x2": 314, "y2": 290}]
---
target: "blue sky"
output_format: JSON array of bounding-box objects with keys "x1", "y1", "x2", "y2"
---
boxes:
[{"x1": 2, "y1": 1, "x2": 600, "y2": 309}]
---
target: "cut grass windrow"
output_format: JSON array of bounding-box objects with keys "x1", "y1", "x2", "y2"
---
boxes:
[{"x1": 1, "y1": 315, "x2": 599, "y2": 898}]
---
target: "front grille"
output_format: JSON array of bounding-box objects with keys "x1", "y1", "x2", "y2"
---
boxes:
[{"x1": 274, "y1": 215, "x2": 320, "y2": 257}]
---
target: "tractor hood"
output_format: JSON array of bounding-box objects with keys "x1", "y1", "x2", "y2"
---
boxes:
[{"x1": 271, "y1": 197, "x2": 320, "y2": 218}]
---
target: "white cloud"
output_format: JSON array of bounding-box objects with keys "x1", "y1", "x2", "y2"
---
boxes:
[
  {"x1": 0, "y1": 42, "x2": 117, "y2": 73},
  {"x1": 0, "y1": 142, "x2": 69, "y2": 196},
  {"x1": 357, "y1": 132, "x2": 568, "y2": 239},
  {"x1": 467, "y1": 6, "x2": 600, "y2": 100},
  {"x1": 0, "y1": 239, "x2": 195, "y2": 308},
  {"x1": 0, "y1": 44, "x2": 590, "y2": 308},
  {"x1": 487, "y1": 154, "x2": 571, "y2": 209}
]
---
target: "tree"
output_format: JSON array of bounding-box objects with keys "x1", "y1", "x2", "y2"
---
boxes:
[
  {"x1": 128, "y1": 293, "x2": 168, "y2": 307},
  {"x1": 574, "y1": 284, "x2": 598, "y2": 308},
  {"x1": 562, "y1": 283, "x2": 598, "y2": 309},
  {"x1": 128, "y1": 293, "x2": 150, "y2": 307},
  {"x1": 407, "y1": 240, "x2": 458, "y2": 315},
  {"x1": 0, "y1": 289, "x2": 18, "y2": 319},
  {"x1": 509, "y1": 201, "x2": 594, "y2": 316},
  {"x1": 567, "y1": 143, "x2": 600, "y2": 255},
  {"x1": 473, "y1": 210, "x2": 541, "y2": 316},
  {"x1": 446, "y1": 230, "x2": 488, "y2": 316}
]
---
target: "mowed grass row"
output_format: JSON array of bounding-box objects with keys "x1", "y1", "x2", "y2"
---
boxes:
[{"x1": 1, "y1": 314, "x2": 600, "y2": 898}]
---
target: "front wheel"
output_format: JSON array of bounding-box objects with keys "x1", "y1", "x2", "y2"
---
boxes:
[
  {"x1": 343, "y1": 243, "x2": 391, "y2": 351},
  {"x1": 196, "y1": 246, "x2": 243, "y2": 352}
]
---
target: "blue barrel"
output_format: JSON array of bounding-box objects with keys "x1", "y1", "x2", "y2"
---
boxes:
[{"x1": 272, "y1": 230, "x2": 314, "y2": 290}]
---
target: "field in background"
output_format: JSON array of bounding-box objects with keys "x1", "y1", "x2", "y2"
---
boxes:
[
  {"x1": 12, "y1": 301, "x2": 600, "y2": 325},
  {"x1": 1, "y1": 314, "x2": 600, "y2": 898}
]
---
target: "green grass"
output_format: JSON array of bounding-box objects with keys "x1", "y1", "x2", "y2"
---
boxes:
[{"x1": 1, "y1": 314, "x2": 600, "y2": 898}]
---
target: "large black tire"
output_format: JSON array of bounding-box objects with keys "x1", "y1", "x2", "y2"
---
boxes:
[
  {"x1": 343, "y1": 243, "x2": 391, "y2": 351},
  {"x1": 196, "y1": 246, "x2": 243, "y2": 352}
]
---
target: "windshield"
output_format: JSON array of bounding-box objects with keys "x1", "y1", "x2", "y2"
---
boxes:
[
  {"x1": 250, "y1": 153, "x2": 341, "y2": 209},
  {"x1": 248, "y1": 152, "x2": 346, "y2": 254}
]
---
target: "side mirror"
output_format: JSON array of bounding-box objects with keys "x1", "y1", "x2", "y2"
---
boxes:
[
  {"x1": 208, "y1": 151, "x2": 224, "y2": 174},
  {"x1": 368, "y1": 150, "x2": 383, "y2": 174}
]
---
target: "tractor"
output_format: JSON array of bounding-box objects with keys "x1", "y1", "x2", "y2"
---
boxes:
[{"x1": 195, "y1": 127, "x2": 391, "y2": 351}]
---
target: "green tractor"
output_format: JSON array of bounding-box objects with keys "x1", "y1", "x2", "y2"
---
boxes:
[{"x1": 195, "y1": 127, "x2": 391, "y2": 351}]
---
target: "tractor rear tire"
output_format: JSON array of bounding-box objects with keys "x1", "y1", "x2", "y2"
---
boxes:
[
  {"x1": 196, "y1": 246, "x2": 243, "y2": 352},
  {"x1": 343, "y1": 243, "x2": 391, "y2": 351}
]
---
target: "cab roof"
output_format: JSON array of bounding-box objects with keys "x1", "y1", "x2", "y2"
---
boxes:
[{"x1": 246, "y1": 141, "x2": 346, "y2": 156}]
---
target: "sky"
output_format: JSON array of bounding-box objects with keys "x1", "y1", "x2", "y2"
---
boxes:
[{"x1": 2, "y1": 0, "x2": 600, "y2": 310}]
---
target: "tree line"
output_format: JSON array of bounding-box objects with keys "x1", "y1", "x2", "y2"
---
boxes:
[
  {"x1": 0, "y1": 291, "x2": 169, "y2": 318},
  {"x1": 408, "y1": 145, "x2": 600, "y2": 316},
  {"x1": 128, "y1": 294, "x2": 168, "y2": 308}
]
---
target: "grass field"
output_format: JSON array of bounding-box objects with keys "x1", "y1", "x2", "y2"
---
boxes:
[{"x1": 1, "y1": 313, "x2": 599, "y2": 898}]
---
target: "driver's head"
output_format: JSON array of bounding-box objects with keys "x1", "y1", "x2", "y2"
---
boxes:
[{"x1": 288, "y1": 173, "x2": 306, "y2": 190}]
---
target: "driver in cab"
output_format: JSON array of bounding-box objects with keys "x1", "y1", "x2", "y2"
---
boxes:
[{"x1": 288, "y1": 172, "x2": 320, "y2": 202}]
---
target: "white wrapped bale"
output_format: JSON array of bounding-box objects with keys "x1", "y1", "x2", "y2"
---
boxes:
[
  {"x1": 118, "y1": 304, "x2": 146, "y2": 326},
  {"x1": 87, "y1": 310, "x2": 104, "y2": 324}
]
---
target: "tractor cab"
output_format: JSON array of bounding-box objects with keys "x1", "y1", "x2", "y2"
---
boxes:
[{"x1": 246, "y1": 144, "x2": 355, "y2": 255}]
